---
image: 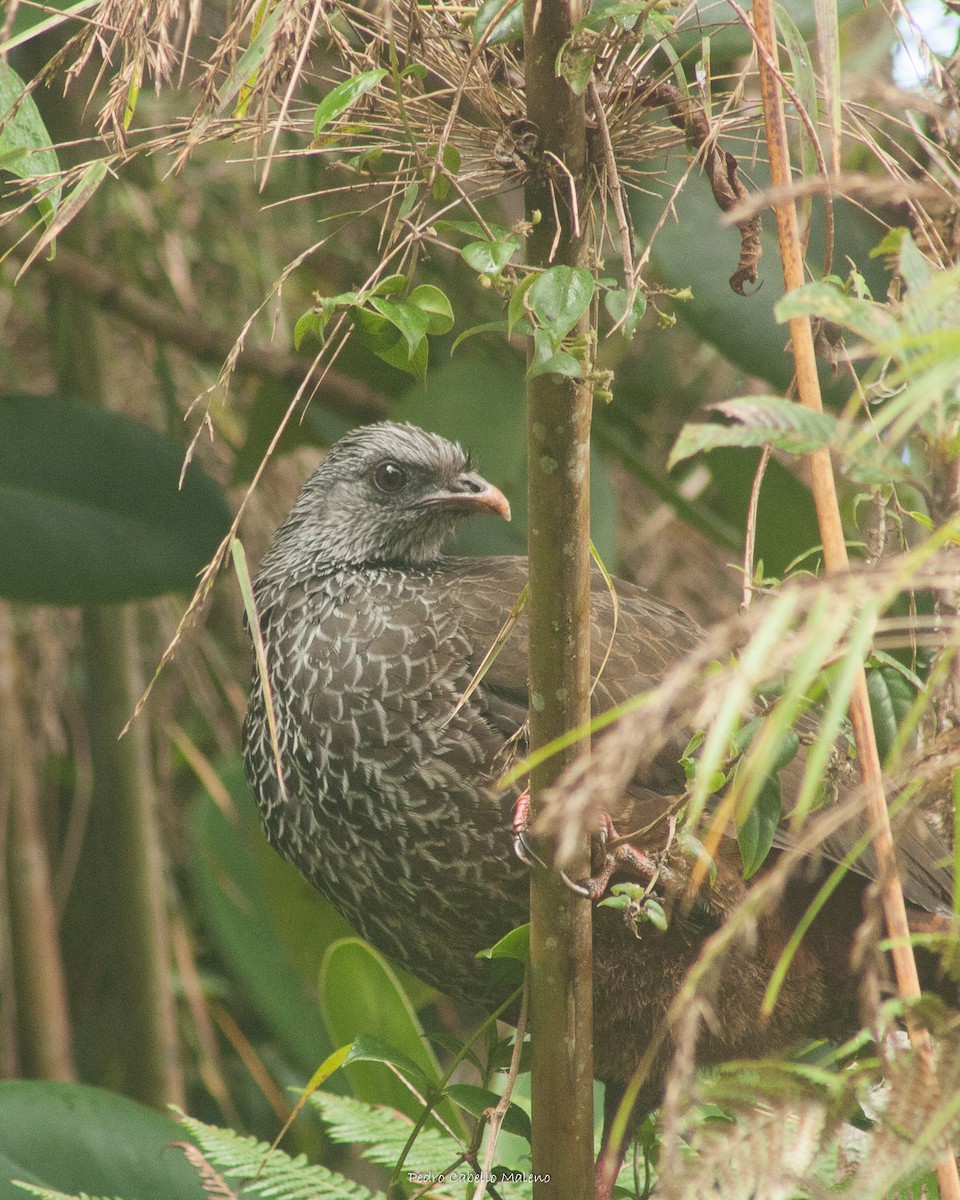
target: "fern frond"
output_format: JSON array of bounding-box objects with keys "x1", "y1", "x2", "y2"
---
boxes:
[
  {"x1": 310, "y1": 1091, "x2": 461, "y2": 1176},
  {"x1": 11, "y1": 1187, "x2": 121, "y2": 1200},
  {"x1": 178, "y1": 1115, "x2": 379, "y2": 1200}
]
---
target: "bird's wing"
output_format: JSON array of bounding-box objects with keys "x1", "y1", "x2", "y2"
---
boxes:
[
  {"x1": 435, "y1": 557, "x2": 954, "y2": 913},
  {"x1": 435, "y1": 557, "x2": 699, "y2": 779}
]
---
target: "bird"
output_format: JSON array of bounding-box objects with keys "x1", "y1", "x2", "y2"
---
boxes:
[{"x1": 242, "y1": 420, "x2": 954, "y2": 1192}]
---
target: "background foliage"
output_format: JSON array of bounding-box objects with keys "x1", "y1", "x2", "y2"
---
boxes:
[{"x1": 1, "y1": 0, "x2": 959, "y2": 1196}]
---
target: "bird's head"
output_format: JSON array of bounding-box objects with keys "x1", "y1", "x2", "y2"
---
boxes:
[{"x1": 268, "y1": 422, "x2": 511, "y2": 569}]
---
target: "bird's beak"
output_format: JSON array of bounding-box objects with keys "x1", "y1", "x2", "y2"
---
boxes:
[{"x1": 429, "y1": 472, "x2": 512, "y2": 522}]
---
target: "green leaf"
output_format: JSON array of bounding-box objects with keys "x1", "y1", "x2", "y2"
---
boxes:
[
  {"x1": 371, "y1": 273, "x2": 407, "y2": 297},
  {"x1": 896, "y1": 229, "x2": 933, "y2": 295},
  {"x1": 187, "y1": 763, "x2": 336, "y2": 1075},
  {"x1": 866, "y1": 663, "x2": 918, "y2": 763},
  {"x1": 368, "y1": 297, "x2": 431, "y2": 356},
  {"x1": 0, "y1": 62, "x2": 61, "y2": 223},
  {"x1": 0, "y1": 394, "x2": 231, "y2": 604},
  {"x1": 576, "y1": 1, "x2": 647, "y2": 32},
  {"x1": 430, "y1": 144, "x2": 461, "y2": 201},
  {"x1": 557, "y1": 45, "x2": 596, "y2": 96},
  {"x1": 528, "y1": 329, "x2": 582, "y2": 379},
  {"x1": 774, "y1": 4, "x2": 820, "y2": 187},
  {"x1": 215, "y1": 3, "x2": 285, "y2": 114},
  {"x1": 294, "y1": 309, "x2": 327, "y2": 349},
  {"x1": 676, "y1": 829, "x2": 717, "y2": 887},
  {"x1": 319, "y1": 940, "x2": 463, "y2": 1132},
  {"x1": 313, "y1": 69, "x2": 388, "y2": 137},
  {"x1": 15, "y1": 160, "x2": 107, "y2": 281},
  {"x1": 0, "y1": 1081, "x2": 204, "y2": 1200},
  {"x1": 641, "y1": 896, "x2": 669, "y2": 931},
  {"x1": 462, "y1": 237, "x2": 520, "y2": 277},
  {"x1": 352, "y1": 308, "x2": 428, "y2": 383},
  {"x1": 434, "y1": 219, "x2": 511, "y2": 240},
  {"x1": 775, "y1": 283, "x2": 898, "y2": 345},
  {"x1": 408, "y1": 285, "x2": 454, "y2": 335},
  {"x1": 508, "y1": 272, "x2": 539, "y2": 336},
  {"x1": 384, "y1": 331, "x2": 429, "y2": 385},
  {"x1": 669, "y1": 396, "x2": 837, "y2": 467},
  {"x1": 473, "y1": 0, "x2": 522, "y2": 45},
  {"x1": 338, "y1": 1034, "x2": 437, "y2": 1093},
  {"x1": 397, "y1": 182, "x2": 419, "y2": 221},
  {"x1": 445, "y1": 1084, "x2": 532, "y2": 1141},
  {"x1": 528, "y1": 266, "x2": 595, "y2": 340},
  {"x1": 477, "y1": 924, "x2": 530, "y2": 961},
  {"x1": 737, "y1": 777, "x2": 781, "y2": 879},
  {"x1": 451, "y1": 321, "x2": 509, "y2": 353},
  {"x1": 604, "y1": 287, "x2": 647, "y2": 338}
]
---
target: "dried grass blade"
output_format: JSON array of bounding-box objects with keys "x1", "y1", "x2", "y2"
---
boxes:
[
  {"x1": 443, "y1": 583, "x2": 528, "y2": 728},
  {"x1": 814, "y1": 0, "x2": 841, "y2": 177},
  {"x1": 231, "y1": 537, "x2": 287, "y2": 801},
  {"x1": 589, "y1": 538, "x2": 619, "y2": 696}
]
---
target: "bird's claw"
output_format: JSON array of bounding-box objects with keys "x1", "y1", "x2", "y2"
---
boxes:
[
  {"x1": 513, "y1": 796, "x2": 659, "y2": 902},
  {"x1": 570, "y1": 813, "x2": 660, "y2": 901},
  {"x1": 512, "y1": 791, "x2": 548, "y2": 869},
  {"x1": 559, "y1": 870, "x2": 592, "y2": 898}
]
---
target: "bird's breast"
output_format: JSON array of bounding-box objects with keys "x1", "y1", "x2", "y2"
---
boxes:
[{"x1": 242, "y1": 567, "x2": 528, "y2": 995}]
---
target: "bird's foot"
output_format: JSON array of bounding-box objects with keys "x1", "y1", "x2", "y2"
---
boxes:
[
  {"x1": 567, "y1": 811, "x2": 660, "y2": 900},
  {"x1": 512, "y1": 798, "x2": 662, "y2": 902},
  {"x1": 512, "y1": 791, "x2": 547, "y2": 869}
]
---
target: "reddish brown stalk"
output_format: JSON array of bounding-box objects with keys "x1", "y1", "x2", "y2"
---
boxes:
[{"x1": 751, "y1": 0, "x2": 960, "y2": 1193}]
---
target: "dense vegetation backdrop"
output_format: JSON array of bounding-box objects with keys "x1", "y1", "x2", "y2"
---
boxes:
[{"x1": 1, "y1": 0, "x2": 959, "y2": 1196}]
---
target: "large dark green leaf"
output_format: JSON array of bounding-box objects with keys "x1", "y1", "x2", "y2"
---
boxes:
[
  {"x1": 0, "y1": 394, "x2": 231, "y2": 604},
  {"x1": 187, "y1": 761, "x2": 335, "y2": 1076},
  {"x1": 630, "y1": 163, "x2": 890, "y2": 398},
  {"x1": 0, "y1": 1081, "x2": 203, "y2": 1200},
  {"x1": 319, "y1": 939, "x2": 464, "y2": 1133}
]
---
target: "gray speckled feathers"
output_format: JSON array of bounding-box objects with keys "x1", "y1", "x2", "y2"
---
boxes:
[{"x1": 242, "y1": 422, "x2": 954, "y2": 1098}]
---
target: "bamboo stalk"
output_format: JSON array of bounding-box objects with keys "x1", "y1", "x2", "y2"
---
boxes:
[
  {"x1": 750, "y1": 2, "x2": 960, "y2": 1194},
  {"x1": 0, "y1": 605, "x2": 76, "y2": 1081},
  {"x1": 523, "y1": 2, "x2": 596, "y2": 1196}
]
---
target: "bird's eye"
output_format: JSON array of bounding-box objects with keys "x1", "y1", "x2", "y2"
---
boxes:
[{"x1": 373, "y1": 461, "x2": 407, "y2": 494}]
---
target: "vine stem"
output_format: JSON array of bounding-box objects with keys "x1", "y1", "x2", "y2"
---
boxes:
[{"x1": 750, "y1": 0, "x2": 960, "y2": 1193}]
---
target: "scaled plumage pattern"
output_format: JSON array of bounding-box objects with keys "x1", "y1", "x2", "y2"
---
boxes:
[{"x1": 243, "y1": 421, "x2": 953, "y2": 1176}]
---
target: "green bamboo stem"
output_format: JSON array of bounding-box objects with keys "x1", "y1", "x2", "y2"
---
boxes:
[
  {"x1": 0, "y1": 604, "x2": 76, "y2": 1081},
  {"x1": 523, "y1": 1, "x2": 596, "y2": 1195},
  {"x1": 79, "y1": 607, "x2": 183, "y2": 1107}
]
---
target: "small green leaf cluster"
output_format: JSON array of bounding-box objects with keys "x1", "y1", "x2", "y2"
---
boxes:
[
  {"x1": 435, "y1": 217, "x2": 522, "y2": 278},
  {"x1": 681, "y1": 720, "x2": 802, "y2": 881},
  {"x1": 557, "y1": 2, "x2": 668, "y2": 96},
  {"x1": 598, "y1": 883, "x2": 669, "y2": 932},
  {"x1": 295, "y1": 276, "x2": 453, "y2": 385},
  {"x1": 670, "y1": 231, "x2": 960, "y2": 524},
  {"x1": 521, "y1": 266, "x2": 595, "y2": 378}
]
